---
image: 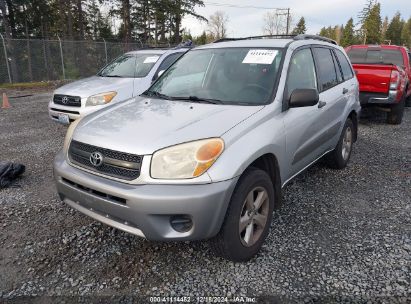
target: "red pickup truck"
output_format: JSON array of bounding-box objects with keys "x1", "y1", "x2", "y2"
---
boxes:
[{"x1": 345, "y1": 45, "x2": 411, "y2": 124}]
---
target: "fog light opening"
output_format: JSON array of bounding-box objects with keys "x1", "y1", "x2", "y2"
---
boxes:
[{"x1": 170, "y1": 215, "x2": 193, "y2": 233}]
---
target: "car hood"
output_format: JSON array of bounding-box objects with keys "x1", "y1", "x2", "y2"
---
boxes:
[
  {"x1": 73, "y1": 97, "x2": 264, "y2": 155},
  {"x1": 54, "y1": 76, "x2": 137, "y2": 98}
]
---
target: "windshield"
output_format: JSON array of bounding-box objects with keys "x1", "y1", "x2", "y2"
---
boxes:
[
  {"x1": 98, "y1": 53, "x2": 160, "y2": 78},
  {"x1": 146, "y1": 48, "x2": 284, "y2": 105},
  {"x1": 347, "y1": 48, "x2": 404, "y2": 67}
]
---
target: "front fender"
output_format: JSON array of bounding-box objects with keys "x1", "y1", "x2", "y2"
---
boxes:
[{"x1": 207, "y1": 104, "x2": 286, "y2": 183}]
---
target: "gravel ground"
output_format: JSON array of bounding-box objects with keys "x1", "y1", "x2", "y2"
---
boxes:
[{"x1": 0, "y1": 93, "x2": 410, "y2": 303}]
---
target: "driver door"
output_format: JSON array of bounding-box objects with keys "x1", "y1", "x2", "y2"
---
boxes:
[{"x1": 282, "y1": 47, "x2": 327, "y2": 181}]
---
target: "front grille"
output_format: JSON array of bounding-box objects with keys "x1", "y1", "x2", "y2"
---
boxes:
[
  {"x1": 68, "y1": 140, "x2": 142, "y2": 181},
  {"x1": 54, "y1": 94, "x2": 81, "y2": 107}
]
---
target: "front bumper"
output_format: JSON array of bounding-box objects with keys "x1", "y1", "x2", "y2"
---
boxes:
[
  {"x1": 48, "y1": 101, "x2": 106, "y2": 123},
  {"x1": 54, "y1": 150, "x2": 238, "y2": 241}
]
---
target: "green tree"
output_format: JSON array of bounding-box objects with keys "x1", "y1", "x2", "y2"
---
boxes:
[
  {"x1": 386, "y1": 12, "x2": 404, "y2": 45},
  {"x1": 361, "y1": 1, "x2": 382, "y2": 44},
  {"x1": 401, "y1": 17, "x2": 411, "y2": 47},
  {"x1": 292, "y1": 17, "x2": 306, "y2": 35},
  {"x1": 381, "y1": 16, "x2": 389, "y2": 42},
  {"x1": 194, "y1": 31, "x2": 207, "y2": 45},
  {"x1": 341, "y1": 18, "x2": 355, "y2": 47}
]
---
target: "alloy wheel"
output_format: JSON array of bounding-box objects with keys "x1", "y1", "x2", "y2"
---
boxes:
[
  {"x1": 239, "y1": 186, "x2": 270, "y2": 247},
  {"x1": 342, "y1": 126, "x2": 352, "y2": 161}
]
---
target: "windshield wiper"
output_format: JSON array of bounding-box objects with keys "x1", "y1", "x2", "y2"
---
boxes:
[
  {"x1": 144, "y1": 90, "x2": 175, "y2": 100},
  {"x1": 103, "y1": 75, "x2": 123, "y2": 78},
  {"x1": 173, "y1": 96, "x2": 224, "y2": 104}
]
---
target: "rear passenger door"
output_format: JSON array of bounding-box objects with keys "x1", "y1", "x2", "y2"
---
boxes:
[{"x1": 311, "y1": 47, "x2": 347, "y2": 152}]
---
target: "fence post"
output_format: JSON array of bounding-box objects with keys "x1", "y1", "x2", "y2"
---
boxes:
[
  {"x1": 103, "y1": 38, "x2": 108, "y2": 64},
  {"x1": 0, "y1": 33, "x2": 12, "y2": 83},
  {"x1": 57, "y1": 35, "x2": 65, "y2": 80}
]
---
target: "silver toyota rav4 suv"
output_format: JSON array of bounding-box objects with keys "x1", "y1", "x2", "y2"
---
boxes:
[{"x1": 54, "y1": 35, "x2": 360, "y2": 261}]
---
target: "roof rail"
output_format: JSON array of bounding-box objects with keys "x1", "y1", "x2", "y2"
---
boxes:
[
  {"x1": 294, "y1": 34, "x2": 337, "y2": 45},
  {"x1": 213, "y1": 34, "x2": 338, "y2": 45},
  {"x1": 213, "y1": 35, "x2": 296, "y2": 43}
]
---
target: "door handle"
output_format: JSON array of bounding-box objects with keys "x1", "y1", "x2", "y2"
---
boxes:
[
  {"x1": 343, "y1": 88, "x2": 349, "y2": 94},
  {"x1": 318, "y1": 101, "x2": 327, "y2": 108}
]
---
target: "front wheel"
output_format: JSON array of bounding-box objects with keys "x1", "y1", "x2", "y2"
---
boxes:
[
  {"x1": 209, "y1": 168, "x2": 274, "y2": 262},
  {"x1": 326, "y1": 118, "x2": 354, "y2": 169}
]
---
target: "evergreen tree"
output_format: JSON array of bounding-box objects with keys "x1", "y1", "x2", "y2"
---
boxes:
[
  {"x1": 381, "y1": 16, "x2": 389, "y2": 42},
  {"x1": 400, "y1": 17, "x2": 411, "y2": 47},
  {"x1": 341, "y1": 18, "x2": 355, "y2": 47},
  {"x1": 292, "y1": 17, "x2": 306, "y2": 35},
  {"x1": 362, "y1": 2, "x2": 382, "y2": 43},
  {"x1": 386, "y1": 12, "x2": 404, "y2": 45}
]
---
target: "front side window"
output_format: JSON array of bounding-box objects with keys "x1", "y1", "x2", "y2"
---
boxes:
[
  {"x1": 146, "y1": 48, "x2": 284, "y2": 105},
  {"x1": 99, "y1": 54, "x2": 160, "y2": 78},
  {"x1": 313, "y1": 48, "x2": 338, "y2": 92},
  {"x1": 153, "y1": 52, "x2": 184, "y2": 80},
  {"x1": 286, "y1": 48, "x2": 317, "y2": 100}
]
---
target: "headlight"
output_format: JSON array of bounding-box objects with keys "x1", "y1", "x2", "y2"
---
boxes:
[
  {"x1": 86, "y1": 91, "x2": 117, "y2": 106},
  {"x1": 63, "y1": 118, "x2": 82, "y2": 153},
  {"x1": 151, "y1": 138, "x2": 224, "y2": 179}
]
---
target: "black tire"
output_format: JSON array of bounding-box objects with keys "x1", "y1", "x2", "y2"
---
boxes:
[
  {"x1": 209, "y1": 167, "x2": 275, "y2": 262},
  {"x1": 326, "y1": 118, "x2": 354, "y2": 169},
  {"x1": 387, "y1": 97, "x2": 405, "y2": 124},
  {"x1": 405, "y1": 95, "x2": 411, "y2": 107}
]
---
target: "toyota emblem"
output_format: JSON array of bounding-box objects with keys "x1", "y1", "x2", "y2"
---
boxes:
[
  {"x1": 61, "y1": 96, "x2": 69, "y2": 104},
  {"x1": 90, "y1": 151, "x2": 104, "y2": 167}
]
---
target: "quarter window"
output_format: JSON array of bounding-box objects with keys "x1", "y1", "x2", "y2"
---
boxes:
[
  {"x1": 286, "y1": 48, "x2": 317, "y2": 100},
  {"x1": 334, "y1": 50, "x2": 354, "y2": 80},
  {"x1": 313, "y1": 48, "x2": 338, "y2": 92}
]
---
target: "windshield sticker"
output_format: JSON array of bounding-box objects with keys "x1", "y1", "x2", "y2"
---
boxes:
[
  {"x1": 242, "y1": 50, "x2": 278, "y2": 64},
  {"x1": 144, "y1": 56, "x2": 159, "y2": 63}
]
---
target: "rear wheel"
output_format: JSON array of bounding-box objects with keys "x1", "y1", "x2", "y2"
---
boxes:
[
  {"x1": 209, "y1": 168, "x2": 274, "y2": 262},
  {"x1": 405, "y1": 94, "x2": 411, "y2": 107},
  {"x1": 326, "y1": 118, "x2": 354, "y2": 169},
  {"x1": 387, "y1": 97, "x2": 405, "y2": 124}
]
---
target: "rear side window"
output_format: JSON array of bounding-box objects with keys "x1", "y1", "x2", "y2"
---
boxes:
[
  {"x1": 334, "y1": 50, "x2": 354, "y2": 80},
  {"x1": 313, "y1": 48, "x2": 338, "y2": 92},
  {"x1": 286, "y1": 48, "x2": 317, "y2": 100},
  {"x1": 331, "y1": 51, "x2": 343, "y2": 83}
]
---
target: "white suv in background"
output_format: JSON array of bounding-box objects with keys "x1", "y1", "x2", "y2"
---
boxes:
[{"x1": 48, "y1": 47, "x2": 189, "y2": 124}]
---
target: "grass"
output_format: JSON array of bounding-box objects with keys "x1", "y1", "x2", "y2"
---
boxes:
[{"x1": 0, "y1": 82, "x2": 53, "y2": 89}]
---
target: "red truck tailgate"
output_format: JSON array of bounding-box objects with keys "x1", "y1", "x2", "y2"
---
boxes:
[{"x1": 352, "y1": 64, "x2": 393, "y2": 94}]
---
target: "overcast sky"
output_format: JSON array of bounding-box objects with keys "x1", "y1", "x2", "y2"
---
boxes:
[{"x1": 181, "y1": 0, "x2": 411, "y2": 37}]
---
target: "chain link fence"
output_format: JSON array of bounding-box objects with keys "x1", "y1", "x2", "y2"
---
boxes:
[{"x1": 0, "y1": 37, "x2": 170, "y2": 84}]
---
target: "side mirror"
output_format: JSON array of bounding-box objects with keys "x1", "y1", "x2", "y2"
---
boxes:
[{"x1": 289, "y1": 89, "x2": 319, "y2": 108}]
